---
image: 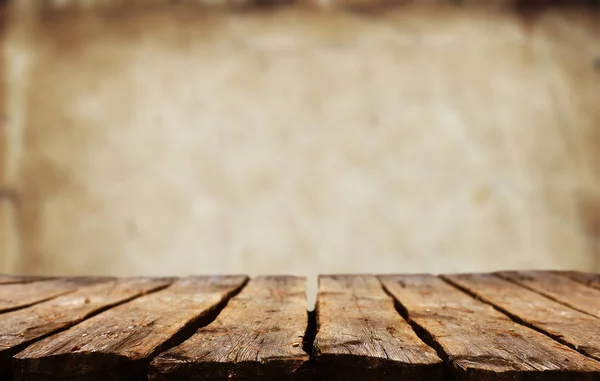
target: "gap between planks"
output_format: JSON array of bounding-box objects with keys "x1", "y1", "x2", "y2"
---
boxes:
[
  {"x1": 441, "y1": 273, "x2": 600, "y2": 362},
  {"x1": 149, "y1": 276, "x2": 312, "y2": 381},
  {"x1": 13, "y1": 276, "x2": 249, "y2": 381},
  {"x1": 379, "y1": 274, "x2": 600, "y2": 381},
  {"x1": 0, "y1": 277, "x2": 113, "y2": 314},
  {"x1": 4, "y1": 273, "x2": 600, "y2": 381},
  {"x1": 497, "y1": 271, "x2": 600, "y2": 319},
  {"x1": 0, "y1": 277, "x2": 175, "y2": 378}
]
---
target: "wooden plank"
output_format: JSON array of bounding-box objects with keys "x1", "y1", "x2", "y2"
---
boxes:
[
  {"x1": 0, "y1": 277, "x2": 110, "y2": 313},
  {"x1": 0, "y1": 274, "x2": 52, "y2": 285},
  {"x1": 312, "y1": 275, "x2": 443, "y2": 381},
  {"x1": 13, "y1": 275, "x2": 247, "y2": 381},
  {"x1": 443, "y1": 273, "x2": 600, "y2": 361},
  {"x1": 149, "y1": 276, "x2": 310, "y2": 381},
  {"x1": 380, "y1": 274, "x2": 600, "y2": 381},
  {"x1": 0, "y1": 277, "x2": 173, "y2": 378},
  {"x1": 558, "y1": 271, "x2": 600, "y2": 291},
  {"x1": 497, "y1": 271, "x2": 600, "y2": 319}
]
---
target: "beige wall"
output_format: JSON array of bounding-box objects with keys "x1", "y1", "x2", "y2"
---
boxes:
[{"x1": 2, "y1": 1, "x2": 600, "y2": 278}]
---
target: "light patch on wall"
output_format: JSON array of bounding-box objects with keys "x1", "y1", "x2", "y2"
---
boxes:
[
  {"x1": 2, "y1": 1, "x2": 34, "y2": 190},
  {"x1": 0, "y1": 199, "x2": 20, "y2": 272},
  {"x1": 4, "y1": 3, "x2": 600, "y2": 276}
]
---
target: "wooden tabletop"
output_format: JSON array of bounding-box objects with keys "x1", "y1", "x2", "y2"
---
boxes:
[{"x1": 1, "y1": 271, "x2": 600, "y2": 380}]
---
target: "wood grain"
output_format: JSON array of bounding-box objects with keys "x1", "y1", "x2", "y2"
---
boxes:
[
  {"x1": 557, "y1": 271, "x2": 600, "y2": 291},
  {"x1": 0, "y1": 275, "x2": 51, "y2": 285},
  {"x1": 0, "y1": 277, "x2": 110, "y2": 313},
  {"x1": 313, "y1": 275, "x2": 443, "y2": 380},
  {"x1": 380, "y1": 274, "x2": 600, "y2": 381},
  {"x1": 0, "y1": 277, "x2": 172, "y2": 378},
  {"x1": 497, "y1": 271, "x2": 600, "y2": 319},
  {"x1": 444, "y1": 273, "x2": 600, "y2": 361},
  {"x1": 13, "y1": 275, "x2": 247, "y2": 381},
  {"x1": 149, "y1": 276, "x2": 310, "y2": 381}
]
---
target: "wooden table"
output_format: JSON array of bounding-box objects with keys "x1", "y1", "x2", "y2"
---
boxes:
[{"x1": 1, "y1": 271, "x2": 600, "y2": 380}]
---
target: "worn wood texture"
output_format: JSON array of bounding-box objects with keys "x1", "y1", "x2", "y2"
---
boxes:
[
  {"x1": 149, "y1": 276, "x2": 310, "y2": 381},
  {"x1": 444, "y1": 273, "x2": 600, "y2": 361},
  {"x1": 557, "y1": 271, "x2": 600, "y2": 291},
  {"x1": 0, "y1": 277, "x2": 172, "y2": 377},
  {"x1": 313, "y1": 275, "x2": 443, "y2": 380},
  {"x1": 380, "y1": 274, "x2": 600, "y2": 381},
  {"x1": 13, "y1": 275, "x2": 247, "y2": 381},
  {"x1": 0, "y1": 277, "x2": 110, "y2": 313},
  {"x1": 497, "y1": 271, "x2": 600, "y2": 319},
  {"x1": 0, "y1": 274, "x2": 51, "y2": 285}
]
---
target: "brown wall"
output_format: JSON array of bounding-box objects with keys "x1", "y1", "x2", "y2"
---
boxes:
[{"x1": 2, "y1": 1, "x2": 600, "y2": 277}]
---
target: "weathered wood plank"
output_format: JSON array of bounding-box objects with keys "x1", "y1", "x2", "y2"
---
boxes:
[
  {"x1": 497, "y1": 271, "x2": 600, "y2": 319},
  {"x1": 0, "y1": 277, "x2": 173, "y2": 378},
  {"x1": 557, "y1": 271, "x2": 600, "y2": 291},
  {"x1": 149, "y1": 276, "x2": 310, "y2": 381},
  {"x1": 313, "y1": 275, "x2": 443, "y2": 380},
  {"x1": 13, "y1": 275, "x2": 247, "y2": 381},
  {"x1": 380, "y1": 274, "x2": 600, "y2": 381},
  {"x1": 0, "y1": 277, "x2": 110, "y2": 313},
  {"x1": 443, "y1": 273, "x2": 600, "y2": 361},
  {"x1": 0, "y1": 275, "x2": 52, "y2": 285}
]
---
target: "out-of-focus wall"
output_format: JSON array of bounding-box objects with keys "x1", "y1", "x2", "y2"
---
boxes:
[{"x1": 1, "y1": 1, "x2": 599, "y2": 277}]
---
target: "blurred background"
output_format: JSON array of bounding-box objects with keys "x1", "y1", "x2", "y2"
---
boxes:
[{"x1": 1, "y1": 0, "x2": 599, "y2": 284}]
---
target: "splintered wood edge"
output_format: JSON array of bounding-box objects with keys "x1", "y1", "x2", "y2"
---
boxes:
[
  {"x1": 0, "y1": 274, "x2": 54, "y2": 285},
  {"x1": 6, "y1": 272, "x2": 600, "y2": 380},
  {"x1": 557, "y1": 271, "x2": 600, "y2": 290},
  {"x1": 312, "y1": 275, "x2": 444, "y2": 381},
  {"x1": 0, "y1": 277, "x2": 115, "y2": 314},
  {"x1": 12, "y1": 276, "x2": 249, "y2": 381},
  {"x1": 380, "y1": 274, "x2": 600, "y2": 380},
  {"x1": 0, "y1": 277, "x2": 175, "y2": 379},
  {"x1": 442, "y1": 273, "x2": 600, "y2": 362},
  {"x1": 148, "y1": 276, "x2": 310, "y2": 381}
]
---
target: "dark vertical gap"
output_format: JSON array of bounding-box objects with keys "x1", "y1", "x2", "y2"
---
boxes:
[
  {"x1": 303, "y1": 275, "x2": 318, "y2": 359},
  {"x1": 300, "y1": 278, "x2": 318, "y2": 381},
  {"x1": 377, "y1": 279, "x2": 458, "y2": 381},
  {"x1": 495, "y1": 272, "x2": 600, "y2": 320},
  {"x1": 293, "y1": 308, "x2": 318, "y2": 379},
  {"x1": 302, "y1": 309, "x2": 317, "y2": 356},
  {"x1": 295, "y1": 278, "x2": 318, "y2": 380},
  {"x1": 439, "y1": 275, "x2": 600, "y2": 363}
]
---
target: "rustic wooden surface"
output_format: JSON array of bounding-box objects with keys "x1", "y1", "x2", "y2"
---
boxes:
[
  {"x1": 380, "y1": 274, "x2": 600, "y2": 381},
  {"x1": 150, "y1": 276, "x2": 309, "y2": 381},
  {"x1": 443, "y1": 273, "x2": 600, "y2": 361},
  {"x1": 0, "y1": 275, "x2": 51, "y2": 285},
  {"x1": 13, "y1": 276, "x2": 247, "y2": 381},
  {"x1": 0, "y1": 277, "x2": 110, "y2": 313},
  {"x1": 0, "y1": 277, "x2": 172, "y2": 378},
  {"x1": 561, "y1": 271, "x2": 600, "y2": 290},
  {"x1": 313, "y1": 275, "x2": 443, "y2": 380},
  {"x1": 497, "y1": 271, "x2": 600, "y2": 319},
  {"x1": 1, "y1": 272, "x2": 600, "y2": 380}
]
